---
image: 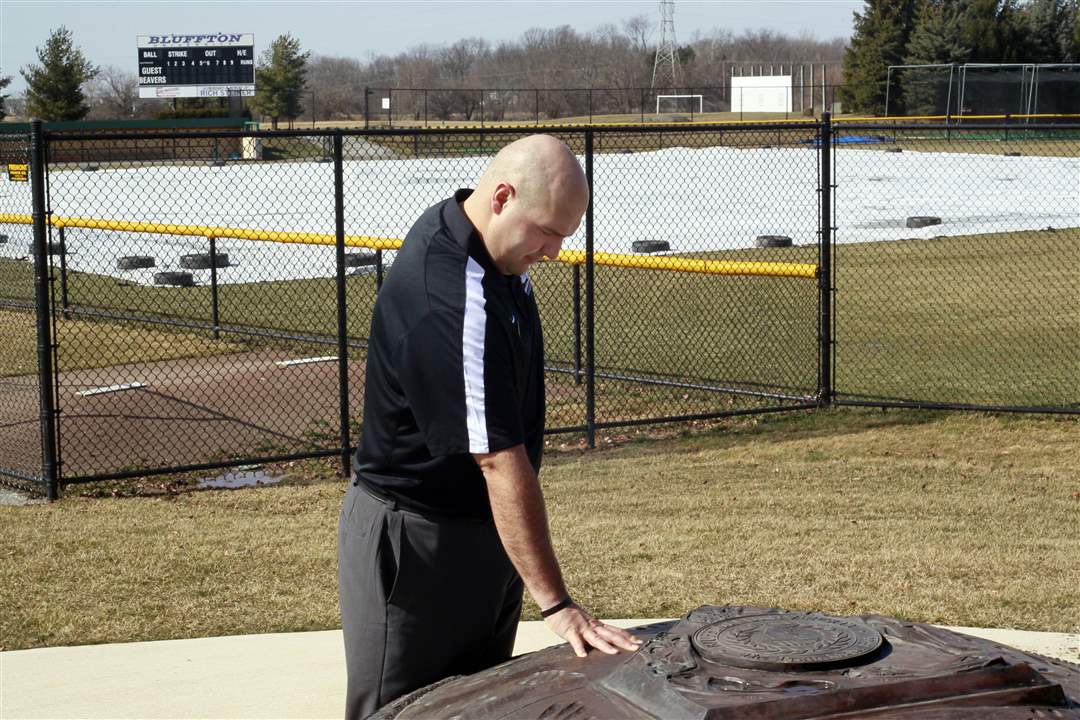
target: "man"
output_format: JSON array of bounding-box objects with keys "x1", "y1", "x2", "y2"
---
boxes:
[{"x1": 338, "y1": 134, "x2": 641, "y2": 719}]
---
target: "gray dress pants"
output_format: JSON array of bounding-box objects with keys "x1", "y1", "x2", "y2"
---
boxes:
[{"x1": 338, "y1": 482, "x2": 524, "y2": 720}]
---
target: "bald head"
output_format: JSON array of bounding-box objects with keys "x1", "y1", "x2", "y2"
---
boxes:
[
  {"x1": 476, "y1": 135, "x2": 588, "y2": 218},
  {"x1": 462, "y1": 135, "x2": 589, "y2": 276}
]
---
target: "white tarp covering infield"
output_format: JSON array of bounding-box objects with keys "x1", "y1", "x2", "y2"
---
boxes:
[{"x1": 1, "y1": 145, "x2": 1077, "y2": 286}]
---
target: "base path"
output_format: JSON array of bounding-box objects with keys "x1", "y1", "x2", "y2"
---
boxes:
[{"x1": 1, "y1": 349, "x2": 366, "y2": 480}]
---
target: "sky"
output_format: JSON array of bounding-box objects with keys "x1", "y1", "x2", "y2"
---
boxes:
[{"x1": 0, "y1": 0, "x2": 860, "y2": 93}]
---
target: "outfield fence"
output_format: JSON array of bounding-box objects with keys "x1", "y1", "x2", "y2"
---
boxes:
[{"x1": 1, "y1": 118, "x2": 1077, "y2": 498}]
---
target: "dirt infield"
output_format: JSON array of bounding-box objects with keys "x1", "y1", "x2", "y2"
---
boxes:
[{"x1": 1, "y1": 349, "x2": 365, "y2": 481}]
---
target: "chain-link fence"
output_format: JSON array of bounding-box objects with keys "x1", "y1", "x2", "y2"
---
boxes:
[
  {"x1": 4, "y1": 118, "x2": 1077, "y2": 498},
  {"x1": 886, "y1": 64, "x2": 1080, "y2": 120},
  {"x1": 0, "y1": 130, "x2": 46, "y2": 492},
  {"x1": 831, "y1": 122, "x2": 1080, "y2": 410},
  {"x1": 359, "y1": 84, "x2": 835, "y2": 127}
]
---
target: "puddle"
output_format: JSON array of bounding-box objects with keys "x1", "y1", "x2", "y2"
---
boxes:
[{"x1": 198, "y1": 466, "x2": 286, "y2": 490}]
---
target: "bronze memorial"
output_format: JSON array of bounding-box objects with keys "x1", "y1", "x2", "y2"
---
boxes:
[{"x1": 371, "y1": 605, "x2": 1080, "y2": 719}]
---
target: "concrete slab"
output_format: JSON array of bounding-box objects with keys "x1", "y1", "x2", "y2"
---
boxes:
[
  {"x1": 2, "y1": 621, "x2": 1076, "y2": 719},
  {"x1": 939, "y1": 624, "x2": 1080, "y2": 666},
  {"x1": 1, "y1": 630, "x2": 345, "y2": 720}
]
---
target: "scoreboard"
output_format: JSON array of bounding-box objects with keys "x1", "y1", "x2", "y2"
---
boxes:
[{"x1": 137, "y1": 33, "x2": 255, "y2": 98}]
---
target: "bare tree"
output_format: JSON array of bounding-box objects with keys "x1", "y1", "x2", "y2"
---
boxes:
[
  {"x1": 87, "y1": 66, "x2": 145, "y2": 119},
  {"x1": 394, "y1": 46, "x2": 440, "y2": 120},
  {"x1": 437, "y1": 38, "x2": 488, "y2": 120},
  {"x1": 299, "y1": 22, "x2": 848, "y2": 122},
  {"x1": 623, "y1": 15, "x2": 654, "y2": 55},
  {"x1": 305, "y1": 54, "x2": 368, "y2": 120}
]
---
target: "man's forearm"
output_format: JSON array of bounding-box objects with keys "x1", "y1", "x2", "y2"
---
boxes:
[{"x1": 474, "y1": 445, "x2": 567, "y2": 609}]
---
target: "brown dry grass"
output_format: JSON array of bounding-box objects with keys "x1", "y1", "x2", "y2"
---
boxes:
[
  {"x1": 547, "y1": 410, "x2": 1080, "y2": 633},
  {"x1": 1, "y1": 408, "x2": 1077, "y2": 651},
  {"x1": 0, "y1": 309, "x2": 244, "y2": 377}
]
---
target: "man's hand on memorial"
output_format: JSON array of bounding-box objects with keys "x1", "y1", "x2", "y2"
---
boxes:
[{"x1": 544, "y1": 602, "x2": 643, "y2": 658}]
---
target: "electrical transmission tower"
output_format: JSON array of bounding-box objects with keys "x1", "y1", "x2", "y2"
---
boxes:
[{"x1": 651, "y1": 0, "x2": 679, "y2": 89}]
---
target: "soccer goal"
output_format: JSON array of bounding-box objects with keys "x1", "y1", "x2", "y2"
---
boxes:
[{"x1": 656, "y1": 94, "x2": 704, "y2": 115}]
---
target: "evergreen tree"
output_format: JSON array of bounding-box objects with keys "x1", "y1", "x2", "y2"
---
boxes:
[
  {"x1": 0, "y1": 73, "x2": 10, "y2": 121},
  {"x1": 1022, "y1": 0, "x2": 1067, "y2": 63},
  {"x1": 956, "y1": 0, "x2": 1032, "y2": 114},
  {"x1": 254, "y1": 34, "x2": 310, "y2": 129},
  {"x1": 839, "y1": 0, "x2": 919, "y2": 115},
  {"x1": 996, "y1": 0, "x2": 1030, "y2": 61},
  {"x1": 1057, "y1": 0, "x2": 1078, "y2": 61},
  {"x1": 903, "y1": 0, "x2": 971, "y2": 115},
  {"x1": 20, "y1": 27, "x2": 97, "y2": 121},
  {"x1": 961, "y1": 0, "x2": 1027, "y2": 62},
  {"x1": 1075, "y1": 3, "x2": 1080, "y2": 59},
  {"x1": 1075, "y1": 0, "x2": 1080, "y2": 57}
]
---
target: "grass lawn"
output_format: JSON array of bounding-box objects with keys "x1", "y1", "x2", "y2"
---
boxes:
[
  {"x1": 1, "y1": 408, "x2": 1077, "y2": 651},
  {"x1": 3, "y1": 226, "x2": 1074, "y2": 409},
  {"x1": 0, "y1": 309, "x2": 245, "y2": 377}
]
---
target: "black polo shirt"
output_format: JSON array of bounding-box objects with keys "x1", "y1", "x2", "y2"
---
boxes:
[{"x1": 353, "y1": 189, "x2": 546, "y2": 521}]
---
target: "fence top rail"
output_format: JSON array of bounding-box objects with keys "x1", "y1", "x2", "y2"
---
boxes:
[
  {"x1": 837, "y1": 122, "x2": 1080, "y2": 132},
  {"x1": 42, "y1": 120, "x2": 827, "y2": 143},
  {"x1": 367, "y1": 85, "x2": 739, "y2": 92},
  {"x1": 0, "y1": 212, "x2": 818, "y2": 279},
  {"x1": 837, "y1": 113, "x2": 1080, "y2": 123},
  {"x1": 37, "y1": 115, "x2": 1080, "y2": 144}
]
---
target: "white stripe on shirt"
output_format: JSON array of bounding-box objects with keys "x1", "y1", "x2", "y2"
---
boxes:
[{"x1": 463, "y1": 257, "x2": 489, "y2": 453}]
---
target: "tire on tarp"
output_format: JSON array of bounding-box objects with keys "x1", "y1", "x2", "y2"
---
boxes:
[
  {"x1": 755, "y1": 235, "x2": 793, "y2": 248},
  {"x1": 344, "y1": 252, "x2": 379, "y2": 268},
  {"x1": 631, "y1": 240, "x2": 670, "y2": 253},
  {"x1": 154, "y1": 271, "x2": 195, "y2": 287},
  {"x1": 117, "y1": 255, "x2": 156, "y2": 270},
  {"x1": 180, "y1": 252, "x2": 230, "y2": 270}
]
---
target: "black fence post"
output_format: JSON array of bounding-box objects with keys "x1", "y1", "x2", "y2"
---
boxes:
[
  {"x1": 363, "y1": 86, "x2": 370, "y2": 130},
  {"x1": 572, "y1": 264, "x2": 582, "y2": 384},
  {"x1": 818, "y1": 112, "x2": 834, "y2": 406},
  {"x1": 535, "y1": 89, "x2": 540, "y2": 126},
  {"x1": 58, "y1": 225, "x2": 70, "y2": 317},
  {"x1": 376, "y1": 249, "x2": 384, "y2": 291},
  {"x1": 584, "y1": 129, "x2": 596, "y2": 448},
  {"x1": 333, "y1": 131, "x2": 352, "y2": 478},
  {"x1": 30, "y1": 120, "x2": 60, "y2": 501},
  {"x1": 209, "y1": 236, "x2": 220, "y2": 340}
]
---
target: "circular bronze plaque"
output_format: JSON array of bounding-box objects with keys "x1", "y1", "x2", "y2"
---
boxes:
[{"x1": 691, "y1": 613, "x2": 883, "y2": 671}]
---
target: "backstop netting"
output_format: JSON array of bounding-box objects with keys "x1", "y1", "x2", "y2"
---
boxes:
[{"x1": 888, "y1": 63, "x2": 1080, "y2": 119}]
